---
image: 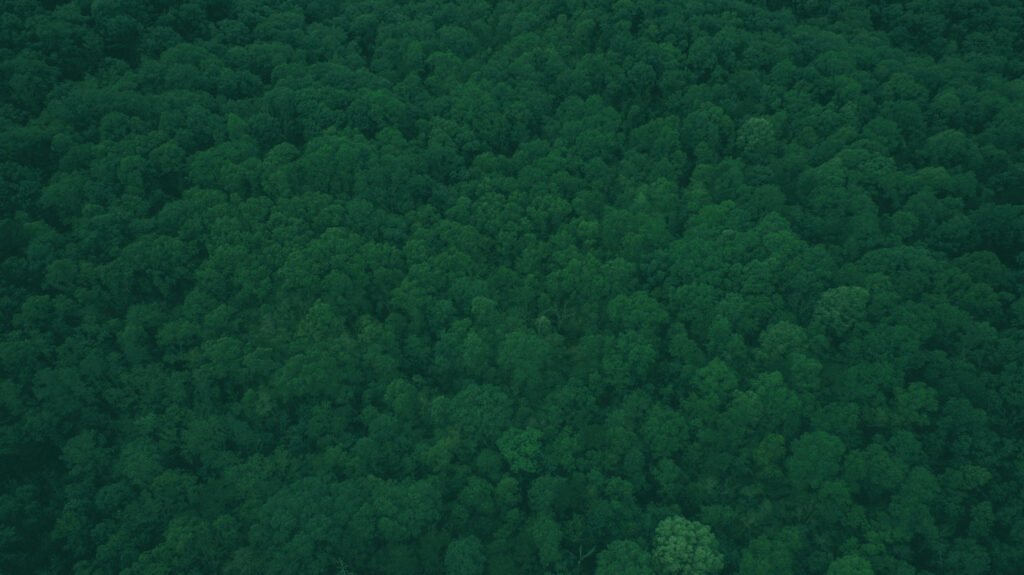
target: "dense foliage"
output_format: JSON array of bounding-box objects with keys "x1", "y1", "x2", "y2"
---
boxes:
[{"x1": 2, "y1": 0, "x2": 1023, "y2": 573}]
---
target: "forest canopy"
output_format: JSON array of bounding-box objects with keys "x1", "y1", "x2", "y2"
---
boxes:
[{"x1": 1, "y1": 0, "x2": 1023, "y2": 574}]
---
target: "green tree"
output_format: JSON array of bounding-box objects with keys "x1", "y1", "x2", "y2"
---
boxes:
[
  {"x1": 529, "y1": 515, "x2": 564, "y2": 569},
  {"x1": 445, "y1": 536, "x2": 486, "y2": 575},
  {"x1": 497, "y1": 427, "x2": 543, "y2": 474},
  {"x1": 446, "y1": 383, "x2": 514, "y2": 450},
  {"x1": 652, "y1": 516, "x2": 724, "y2": 575},
  {"x1": 812, "y1": 286, "x2": 870, "y2": 340},
  {"x1": 596, "y1": 540, "x2": 655, "y2": 575},
  {"x1": 786, "y1": 431, "x2": 847, "y2": 491},
  {"x1": 825, "y1": 555, "x2": 874, "y2": 575},
  {"x1": 738, "y1": 531, "x2": 800, "y2": 575}
]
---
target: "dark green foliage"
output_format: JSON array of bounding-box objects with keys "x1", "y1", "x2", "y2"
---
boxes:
[
  {"x1": 445, "y1": 535, "x2": 486, "y2": 575},
  {"x1": 2, "y1": 0, "x2": 1022, "y2": 574},
  {"x1": 596, "y1": 539, "x2": 654, "y2": 575}
]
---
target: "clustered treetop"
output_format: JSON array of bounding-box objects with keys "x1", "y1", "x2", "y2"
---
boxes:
[{"x1": 1, "y1": 0, "x2": 1022, "y2": 574}]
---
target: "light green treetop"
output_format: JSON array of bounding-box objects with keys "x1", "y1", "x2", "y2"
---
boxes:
[{"x1": 652, "y1": 516, "x2": 724, "y2": 575}]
